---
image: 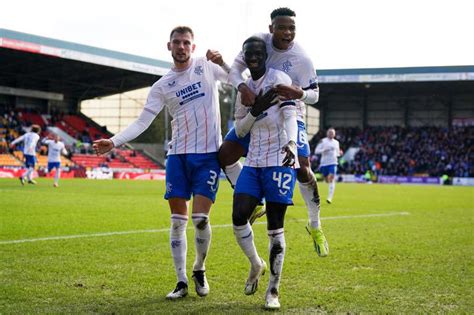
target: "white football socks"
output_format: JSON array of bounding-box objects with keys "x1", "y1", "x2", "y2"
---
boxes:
[
  {"x1": 233, "y1": 223, "x2": 260, "y2": 267},
  {"x1": 328, "y1": 181, "x2": 336, "y2": 201},
  {"x1": 192, "y1": 213, "x2": 211, "y2": 271},
  {"x1": 170, "y1": 214, "x2": 188, "y2": 284},
  {"x1": 298, "y1": 180, "x2": 321, "y2": 228},
  {"x1": 224, "y1": 161, "x2": 243, "y2": 188},
  {"x1": 267, "y1": 229, "x2": 286, "y2": 293},
  {"x1": 54, "y1": 168, "x2": 61, "y2": 184}
]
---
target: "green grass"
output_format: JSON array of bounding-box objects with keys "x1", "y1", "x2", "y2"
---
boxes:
[{"x1": 0, "y1": 178, "x2": 472, "y2": 314}]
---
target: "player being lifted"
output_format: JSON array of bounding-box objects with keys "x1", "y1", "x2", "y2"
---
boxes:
[
  {"x1": 93, "y1": 26, "x2": 230, "y2": 299},
  {"x1": 220, "y1": 7, "x2": 328, "y2": 256},
  {"x1": 232, "y1": 36, "x2": 298, "y2": 310},
  {"x1": 42, "y1": 134, "x2": 68, "y2": 187},
  {"x1": 315, "y1": 128, "x2": 342, "y2": 203},
  {"x1": 10, "y1": 124, "x2": 41, "y2": 185}
]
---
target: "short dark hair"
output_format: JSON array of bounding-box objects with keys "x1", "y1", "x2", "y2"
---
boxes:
[
  {"x1": 170, "y1": 26, "x2": 194, "y2": 40},
  {"x1": 242, "y1": 36, "x2": 266, "y2": 50},
  {"x1": 31, "y1": 124, "x2": 41, "y2": 133},
  {"x1": 270, "y1": 7, "x2": 296, "y2": 20}
]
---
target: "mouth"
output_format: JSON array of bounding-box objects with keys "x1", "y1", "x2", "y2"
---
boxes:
[{"x1": 248, "y1": 62, "x2": 259, "y2": 68}]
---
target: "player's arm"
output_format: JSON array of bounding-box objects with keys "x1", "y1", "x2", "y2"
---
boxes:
[
  {"x1": 9, "y1": 135, "x2": 24, "y2": 148},
  {"x1": 229, "y1": 51, "x2": 255, "y2": 106},
  {"x1": 314, "y1": 141, "x2": 325, "y2": 154},
  {"x1": 93, "y1": 85, "x2": 164, "y2": 155},
  {"x1": 235, "y1": 89, "x2": 278, "y2": 138},
  {"x1": 281, "y1": 102, "x2": 298, "y2": 167},
  {"x1": 206, "y1": 49, "x2": 231, "y2": 74}
]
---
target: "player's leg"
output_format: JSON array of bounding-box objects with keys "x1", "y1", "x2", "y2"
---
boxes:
[
  {"x1": 24, "y1": 155, "x2": 37, "y2": 184},
  {"x1": 218, "y1": 128, "x2": 249, "y2": 188},
  {"x1": 265, "y1": 202, "x2": 287, "y2": 309},
  {"x1": 261, "y1": 166, "x2": 296, "y2": 309},
  {"x1": 50, "y1": 162, "x2": 61, "y2": 187},
  {"x1": 165, "y1": 155, "x2": 191, "y2": 299},
  {"x1": 233, "y1": 167, "x2": 266, "y2": 295},
  {"x1": 219, "y1": 128, "x2": 265, "y2": 224},
  {"x1": 326, "y1": 165, "x2": 337, "y2": 203},
  {"x1": 189, "y1": 153, "x2": 220, "y2": 297},
  {"x1": 295, "y1": 123, "x2": 327, "y2": 256}
]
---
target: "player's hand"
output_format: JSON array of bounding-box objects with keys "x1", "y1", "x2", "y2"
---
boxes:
[
  {"x1": 281, "y1": 140, "x2": 297, "y2": 167},
  {"x1": 250, "y1": 89, "x2": 278, "y2": 117},
  {"x1": 206, "y1": 49, "x2": 224, "y2": 66},
  {"x1": 275, "y1": 84, "x2": 304, "y2": 101},
  {"x1": 92, "y1": 139, "x2": 114, "y2": 156},
  {"x1": 238, "y1": 84, "x2": 256, "y2": 106}
]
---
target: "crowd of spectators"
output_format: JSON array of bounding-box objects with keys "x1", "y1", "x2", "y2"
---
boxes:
[{"x1": 310, "y1": 126, "x2": 473, "y2": 178}]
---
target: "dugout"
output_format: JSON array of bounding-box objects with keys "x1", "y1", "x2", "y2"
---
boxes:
[
  {"x1": 0, "y1": 28, "x2": 171, "y2": 114},
  {"x1": 316, "y1": 66, "x2": 474, "y2": 129}
]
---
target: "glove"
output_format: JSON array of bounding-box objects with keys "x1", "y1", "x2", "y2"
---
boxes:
[
  {"x1": 281, "y1": 140, "x2": 297, "y2": 167},
  {"x1": 250, "y1": 88, "x2": 278, "y2": 117}
]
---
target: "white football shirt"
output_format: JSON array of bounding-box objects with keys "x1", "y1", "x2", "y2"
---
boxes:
[
  {"x1": 11, "y1": 132, "x2": 40, "y2": 156},
  {"x1": 141, "y1": 57, "x2": 227, "y2": 155},
  {"x1": 44, "y1": 140, "x2": 67, "y2": 163},
  {"x1": 231, "y1": 33, "x2": 318, "y2": 122},
  {"x1": 315, "y1": 137, "x2": 340, "y2": 166},
  {"x1": 235, "y1": 68, "x2": 299, "y2": 168}
]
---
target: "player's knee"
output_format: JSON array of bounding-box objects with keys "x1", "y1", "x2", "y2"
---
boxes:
[
  {"x1": 170, "y1": 218, "x2": 187, "y2": 237},
  {"x1": 192, "y1": 216, "x2": 209, "y2": 230},
  {"x1": 218, "y1": 141, "x2": 243, "y2": 167},
  {"x1": 232, "y1": 209, "x2": 248, "y2": 226},
  {"x1": 266, "y1": 203, "x2": 287, "y2": 230}
]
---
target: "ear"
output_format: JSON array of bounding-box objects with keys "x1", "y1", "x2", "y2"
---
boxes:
[
  {"x1": 269, "y1": 24, "x2": 274, "y2": 34},
  {"x1": 191, "y1": 43, "x2": 196, "y2": 53},
  {"x1": 167, "y1": 42, "x2": 171, "y2": 51}
]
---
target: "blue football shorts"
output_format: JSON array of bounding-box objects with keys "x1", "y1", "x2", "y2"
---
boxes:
[
  {"x1": 234, "y1": 166, "x2": 296, "y2": 205},
  {"x1": 165, "y1": 153, "x2": 220, "y2": 202},
  {"x1": 319, "y1": 164, "x2": 338, "y2": 177}
]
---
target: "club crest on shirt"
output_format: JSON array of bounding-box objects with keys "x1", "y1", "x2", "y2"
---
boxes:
[
  {"x1": 282, "y1": 60, "x2": 293, "y2": 73},
  {"x1": 194, "y1": 66, "x2": 204, "y2": 75}
]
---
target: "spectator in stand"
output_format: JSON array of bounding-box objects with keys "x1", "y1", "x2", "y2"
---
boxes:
[{"x1": 310, "y1": 126, "x2": 473, "y2": 178}]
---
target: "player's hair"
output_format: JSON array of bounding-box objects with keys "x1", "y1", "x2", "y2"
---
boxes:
[
  {"x1": 170, "y1": 26, "x2": 194, "y2": 40},
  {"x1": 242, "y1": 36, "x2": 266, "y2": 50},
  {"x1": 31, "y1": 124, "x2": 41, "y2": 133},
  {"x1": 270, "y1": 7, "x2": 296, "y2": 20}
]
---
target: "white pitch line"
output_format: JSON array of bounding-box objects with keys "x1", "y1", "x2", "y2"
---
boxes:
[{"x1": 0, "y1": 212, "x2": 410, "y2": 245}]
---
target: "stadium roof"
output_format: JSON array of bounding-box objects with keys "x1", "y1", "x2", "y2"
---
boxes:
[
  {"x1": 1, "y1": 28, "x2": 473, "y2": 103},
  {"x1": 318, "y1": 65, "x2": 474, "y2": 84},
  {"x1": 0, "y1": 28, "x2": 172, "y2": 101}
]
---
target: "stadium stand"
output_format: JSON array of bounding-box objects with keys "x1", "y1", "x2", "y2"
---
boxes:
[{"x1": 311, "y1": 126, "x2": 473, "y2": 177}]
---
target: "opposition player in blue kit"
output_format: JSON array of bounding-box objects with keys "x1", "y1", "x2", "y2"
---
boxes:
[
  {"x1": 93, "y1": 26, "x2": 230, "y2": 300},
  {"x1": 219, "y1": 7, "x2": 329, "y2": 257}
]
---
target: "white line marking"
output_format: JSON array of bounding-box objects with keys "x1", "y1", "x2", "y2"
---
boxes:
[{"x1": 0, "y1": 212, "x2": 410, "y2": 245}]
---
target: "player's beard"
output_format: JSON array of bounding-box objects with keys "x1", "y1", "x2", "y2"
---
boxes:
[{"x1": 172, "y1": 52, "x2": 190, "y2": 64}]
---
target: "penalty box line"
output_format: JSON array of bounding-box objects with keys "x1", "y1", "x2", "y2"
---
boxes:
[{"x1": 0, "y1": 212, "x2": 410, "y2": 245}]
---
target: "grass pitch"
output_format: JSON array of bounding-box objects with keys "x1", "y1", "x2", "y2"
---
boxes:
[{"x1": 0, "y1": 178, "x2": 472, "y2": 313}]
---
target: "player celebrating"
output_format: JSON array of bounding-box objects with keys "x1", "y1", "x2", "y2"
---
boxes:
[
  {"x1": 232, "y1": 36, "x2": 298, "y2": 310},
  {"x1": 315, "y1": 128, "x2": 342, "y2": 204},
  {"x1": 10, "y1": 124, "x2": 41, "y2": 185},
  {"x1": 221, "y1": 7, "x2": 328, "y2": 256},
  {"x1": 93, "y1": 26, "x2": 229, "y2": 299},
  {"x1": 42, "y1": 134, "x2": 68, "y2": 187}
]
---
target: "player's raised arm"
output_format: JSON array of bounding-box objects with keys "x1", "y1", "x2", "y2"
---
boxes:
[{"x1": 206, "y1": 49, "x2": 231, "y2": 73}]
